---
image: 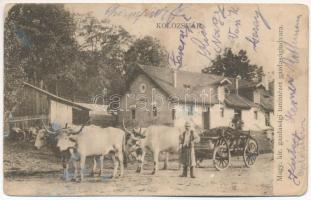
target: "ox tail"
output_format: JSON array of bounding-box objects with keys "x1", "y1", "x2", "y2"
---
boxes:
[{"x1": 122, "y1": 134, "x2": 128, "y2": 168}]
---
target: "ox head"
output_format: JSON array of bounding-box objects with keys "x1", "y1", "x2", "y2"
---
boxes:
[
  {"x1": 56, "y1": 124, "x2": 86, "y2": 152},
  {"x1": 34, "y1": 121, "x2": 62, "y2": 149},
  {"x1": 122, "y1": 119, "x2": 145, "y2": 154},
  {"x1": 35, "y1": 120, "x2": 84, "y2": 150},
  {"x1": 56, "y1": 132, "x2": 77, "y2": 152}
]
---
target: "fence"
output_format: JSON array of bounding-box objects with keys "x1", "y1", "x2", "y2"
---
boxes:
[{"x1": 4, "y1": 114, "x2": 49, "y2": 136}]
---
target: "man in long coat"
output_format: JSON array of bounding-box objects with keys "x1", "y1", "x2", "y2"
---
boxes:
[{"x1": 179, "y1": 121, "x2": 200, "y2": 178}]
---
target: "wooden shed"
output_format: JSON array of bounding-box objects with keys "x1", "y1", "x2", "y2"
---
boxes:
[{"x1": 9, "y1": 82, "x2": 91, "y2": 129}]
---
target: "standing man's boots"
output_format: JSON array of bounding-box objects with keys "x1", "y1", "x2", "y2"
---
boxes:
[
  {"x1": 180, "y1": 166, "x2": 187, "y2": 177},
  {"x1": 190, "y1": 167, "x2": 195, "y2": 178}
]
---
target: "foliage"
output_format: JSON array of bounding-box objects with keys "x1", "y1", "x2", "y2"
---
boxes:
[
  {"x1": 4, "y1": 4, "x2": 79, "y2": 113},
  {"x1": 124, "y1": 36, "x2": 168, "y2": 80},
  {"x1": 74, "y1": 14, "x2": 133, "y2": 97},
  {"x1": 4, "y1": 5, "x2": 170, "y2": 113},
  {"x1": 4, "y1": 12, "x2": 27, "y2": 115},
  {"x1": 202, "y1": 48, "x2": 264, "y2": 82}
]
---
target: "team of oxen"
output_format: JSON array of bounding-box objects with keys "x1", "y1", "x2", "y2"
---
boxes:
[{"x1": 12, "y1": 120, "x2": 185, "y2": 181}]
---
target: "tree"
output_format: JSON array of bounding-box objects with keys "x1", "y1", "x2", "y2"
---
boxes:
[
  {"x1": 202, "y1": 48, "x2": 264, "y2": 82},
  {"x1": 5, "y1": 6, "x2": 171, "y2": 110},
  {"x1": 124, "y1": 36, "x2": 168, "y2": 80},
  {"x1": 4, "y1": 4, "x2": 79, "y2": 101},
  {"x1": 4, "y1": 8, "x2": 29, "y2": 116},
  {"x1": 74, "y1": 14, "x2": 133, "y2": 98}
]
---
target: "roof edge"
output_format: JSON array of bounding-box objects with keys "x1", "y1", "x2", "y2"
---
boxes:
[{"x1": 23, "y1": 82, "x2": 91, "y2": 111}]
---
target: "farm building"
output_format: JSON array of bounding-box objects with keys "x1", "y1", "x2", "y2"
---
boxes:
[
  {"x1": 8, "y1": 82, "x2": 91, "y2": 130},
  {"x1": 118, "y1": 65, "x2": 274, "y2": 131},
  {"x1": 76, "y1": 103, "x2": 117, "y2": 127}
]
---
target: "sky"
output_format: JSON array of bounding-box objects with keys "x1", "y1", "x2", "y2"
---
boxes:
[
  {"x1": 63, "y1": 3, "x2": 299, "y2": 78},
  {"x1": 5, "y1": 3, "x2": 307, "y2": 79}
]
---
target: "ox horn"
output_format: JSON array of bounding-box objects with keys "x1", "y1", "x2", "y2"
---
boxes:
[
  {"x1": 133, "y1": 127, "x2": 142, "y2": 136},
  {"x1": 122, "y1": 118, "x2": 133, "y2": 135},
  {"x1": 122, "y1": 118, "x2": 141, "y2": 140},
  {"x1": 41, "y1": 120, "x2": 58, "y2": 135},
  {"x1": 69, "y1": 118, "x2": 90, "y2": 135},
  {"x1": 70, "y1": 123, "x2": 85, "y2": 135}
]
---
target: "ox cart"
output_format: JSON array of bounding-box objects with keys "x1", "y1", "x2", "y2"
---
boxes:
[{"x1": 195, "y1": 127, "x2": 259, "y2": 170}]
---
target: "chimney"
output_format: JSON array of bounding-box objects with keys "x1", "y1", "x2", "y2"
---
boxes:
[
  {"x1": 235, "y1": 75, "x2": 241, "y2": 95},
  {"x1": 102, "y1": 88, "x2": 107, "y2": 105},
  {"x1": 262, "y1": 74, "x2": 269, "y2": 91},
  {"x1": 173, "y1": 69, "x2": 177, "y2": 88}
]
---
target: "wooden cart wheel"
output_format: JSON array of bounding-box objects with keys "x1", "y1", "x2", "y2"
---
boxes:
[
  {"x1": 243, "y1": 138, "x2": 258, "y2": 167},
  {"x1": 213, "y1": 137, "x2": 230, "y2": 171}
]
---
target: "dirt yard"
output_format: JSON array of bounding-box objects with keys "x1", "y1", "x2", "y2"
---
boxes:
[{"x1": 3, "y1": 139, "x2": 273, "y2": 196}]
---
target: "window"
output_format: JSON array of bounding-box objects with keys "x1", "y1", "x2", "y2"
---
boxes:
[
  {"x1": 265, "y1": 112, "x2": 270, "y2": 126},
  {"x1": 152, "y1": 105, "x2": 157, "y2": 117},
  {"x1": 254, "y1": 91, "x2": 260, "y2": 104},
  {"x1": 220, "y1": 108, "x2": 224, "y2": 117},
  {"x1": 139, "y1": 83, "x2": 147, "y2": 93},
  {"x1": 172, "y1": 109, "x2": 176, "y2": 120},
  {"x1": 224, "y1": 87, "x2": 230, "y2": 95},
  {"x1": 187, "y1": 105, "x2": 194, "y2": 116},
  {"x1": 131, "y1": 109, "x2": 136, "y2": 120},
  {"x1": 254, "y1": 111, "x2": 258, "y2": 120},
  {"x1": 233, "y1": 109, "x2": 243, "y2": 130}
]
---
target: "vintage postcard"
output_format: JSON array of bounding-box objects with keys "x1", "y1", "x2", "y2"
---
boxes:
[{"x1": 2, "y1": 2, "x2": 308, "y2": 196}]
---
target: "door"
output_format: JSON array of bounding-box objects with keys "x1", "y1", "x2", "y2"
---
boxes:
[
  {"x1": 234, "y1": 109, "x2": 242, "y2": 120},
  {"x1": 202, "y1": 107, "x2": 210, "y2": 130}
]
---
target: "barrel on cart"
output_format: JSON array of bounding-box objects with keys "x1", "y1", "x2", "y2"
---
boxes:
[{"x1": 194, "y1": 127, "x2": 259, "y2": 170}]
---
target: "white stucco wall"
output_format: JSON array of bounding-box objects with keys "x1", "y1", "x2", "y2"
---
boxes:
[
  {"x1": 118, "y1": 72, "x2": 274, "y2": 131},
  {"x1": 173, "y1": 103, "x2": 235, "y2": 129},
  {"x1": 50, "y1": 100, "x2": 73, "y2": 128},
  {"x1": 242, "y1": 107, "x2": 273, "y2": 131},
  {"x1": 172, "y1": 103, "x2": 274, "y2": 131},
  {"x1": 119, "y1": 74, "x2": 174, "y2": 127},
  {"x1": 210, "y1": 104, "x2": 235, "y2": 128},
  {"x1": 173, "y1": 104, "x2": 205, "y2": 128}
]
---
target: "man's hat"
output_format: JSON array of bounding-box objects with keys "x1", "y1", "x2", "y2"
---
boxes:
[{"x1": 185, "y1": 121, "x2": 191, "y2": 127}]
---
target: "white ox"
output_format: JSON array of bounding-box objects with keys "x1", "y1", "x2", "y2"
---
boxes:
[
  {"x1": 57, "y1": 125, "x2": 126, "y2": 181},
  {"x1": 34, "y1": 124, "x2": 88, "y2": 181},
  {"x1": 124, "y1": 121, "x2": 182, "y2": 175}
]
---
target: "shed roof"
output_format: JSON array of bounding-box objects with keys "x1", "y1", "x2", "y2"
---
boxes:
[
  {"x1": 76, "y1": 103, "x2": 111, "y2": 115},
  {"x1": 23, "y1": 82, "x2": 91, "y2": 111}
]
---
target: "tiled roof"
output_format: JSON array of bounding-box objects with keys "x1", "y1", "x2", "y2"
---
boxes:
[
  {"x1": 138, "y1": 65, "x2": 221, "y2": 104},
  {"x1": 137, "y1": 65, "x2": 260, "y2": 109},
  {"x1": 225, "y1": 93, "x2": 256, "y2": 109}
]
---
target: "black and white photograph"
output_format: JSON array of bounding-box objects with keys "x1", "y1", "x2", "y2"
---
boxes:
[{"x1": 2, "y1": 3, "x2": 308, "y2": 196}]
